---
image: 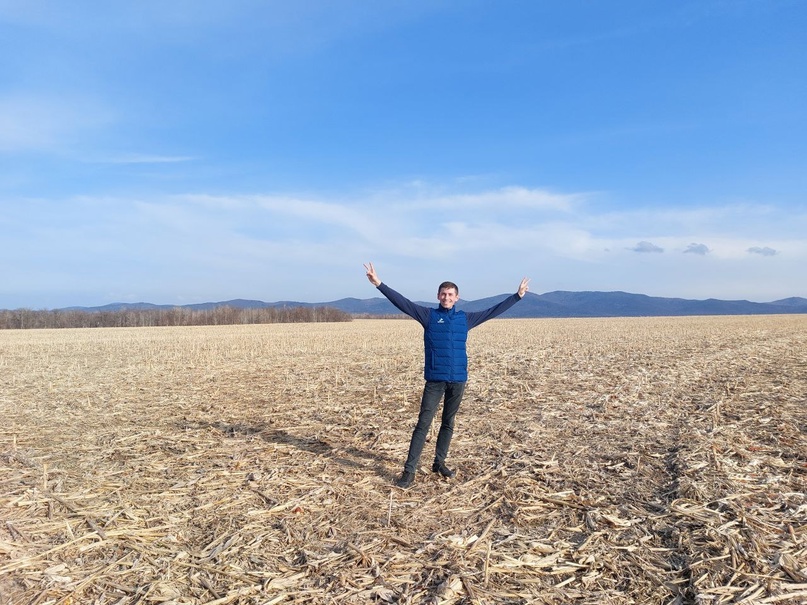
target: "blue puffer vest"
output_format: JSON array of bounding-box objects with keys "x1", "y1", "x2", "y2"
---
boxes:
[{"x1": 424, "y1": 306, "x2": 468, "y2": 382}]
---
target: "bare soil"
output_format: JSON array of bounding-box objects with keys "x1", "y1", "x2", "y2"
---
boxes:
[{"x1": 1, "y1": 316, "x2": 805, "y2": 604}]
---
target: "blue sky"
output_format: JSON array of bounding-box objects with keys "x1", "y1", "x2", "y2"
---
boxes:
[{"x1": 1, "y1": 0, "x2": 805, "y2": 309}]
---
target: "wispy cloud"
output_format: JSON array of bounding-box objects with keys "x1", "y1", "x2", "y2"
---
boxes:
[
  {"x1": 3, "y1": 184, "x2": 806, "y2": 307},
  {"x1": 166, "y1": 190, "x2": 802, "y2": 272},
  {"x1": 429, "y1": 186, "x2": 584, "y2": 211},
  {"x1": 93, "y1": 154, "x2": 196, "y2": 165},
  {"x1": 0, "y1": 93, "x2": 112, "y2": 153}
]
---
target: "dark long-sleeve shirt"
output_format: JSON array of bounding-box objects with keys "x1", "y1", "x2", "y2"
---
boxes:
[
  {"x1": 377, "y1": 283, "x2": 522, "y2": 329},
  {"x1": 376, "y1": 282, "x2": 522, "y2": 381}
]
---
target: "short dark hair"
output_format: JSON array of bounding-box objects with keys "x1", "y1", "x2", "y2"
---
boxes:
[{"x1": 438, "y1": 281, "x2": 459, "y2": 294}]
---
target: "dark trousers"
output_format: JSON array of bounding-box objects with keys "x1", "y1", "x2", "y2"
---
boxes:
[{"x1": 403, "y1": 381, "x2": 466, "y2": 473}]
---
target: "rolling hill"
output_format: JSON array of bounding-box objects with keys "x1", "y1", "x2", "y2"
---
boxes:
[{"x1": 60, "y1": 292, "x2": 807, "y2": 318}]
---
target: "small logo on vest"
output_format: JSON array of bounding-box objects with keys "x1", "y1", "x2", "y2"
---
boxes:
[{"x1": 437, "y1": 317, "x2": 445, "y2": 323}]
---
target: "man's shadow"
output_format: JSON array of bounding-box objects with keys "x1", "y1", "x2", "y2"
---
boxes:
[{"x1": 181, "y1": 419, "x2": 398, "y2": 480}]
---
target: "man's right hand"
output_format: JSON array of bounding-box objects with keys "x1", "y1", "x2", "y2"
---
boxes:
[{"x1": 364, "y1": 262, "x2": 381, "y2": 286}]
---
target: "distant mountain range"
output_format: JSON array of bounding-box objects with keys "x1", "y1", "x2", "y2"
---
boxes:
[{"x1": 62, "y1": 291, "x2": 807, "y2": 318}]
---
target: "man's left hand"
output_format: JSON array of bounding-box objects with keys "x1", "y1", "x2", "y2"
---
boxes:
[{"x1": 517, "y1": 277, "x2": 530, "y2": 298}]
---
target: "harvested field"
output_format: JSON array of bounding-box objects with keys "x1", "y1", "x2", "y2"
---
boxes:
[{"x1": 1, "y1": 315, "x2": 806, "y2": 605}]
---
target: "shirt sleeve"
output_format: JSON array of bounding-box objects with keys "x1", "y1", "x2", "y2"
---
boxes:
[
  {"x1": 377, "y1": 283, "x2": 431, "y2": 328},
  {"x1": 465, "y1": 293, "x2": 522, "y2": 329}
]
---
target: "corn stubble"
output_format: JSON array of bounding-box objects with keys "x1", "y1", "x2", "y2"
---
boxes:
[{"x1": 1, "y1": 316, "x2": 805, "y2": 604}]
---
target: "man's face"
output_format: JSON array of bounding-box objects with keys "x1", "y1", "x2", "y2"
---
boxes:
[{"x1": 437, "y1": 287, "x2": 459, "y2": 309}]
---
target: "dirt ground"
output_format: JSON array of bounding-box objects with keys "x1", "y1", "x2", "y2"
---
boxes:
[{"x1": 1, "y1": 316, "x2": 806, "y2": 604}]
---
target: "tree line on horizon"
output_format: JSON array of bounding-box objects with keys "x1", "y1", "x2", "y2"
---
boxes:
[{"x1": 0, "y1": 305, "x2": 352, "y2": 330}]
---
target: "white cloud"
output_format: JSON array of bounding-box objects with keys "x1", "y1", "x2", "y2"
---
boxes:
[
  {"x1": 3, "y1": 183, "x2": 806, "y2": 307},
  {"x1": 25, "y1": 190, "x2": 787, "y2": 282},
  {"x1": 252, "y1": 195, "x2": 373, "y2": 232}
]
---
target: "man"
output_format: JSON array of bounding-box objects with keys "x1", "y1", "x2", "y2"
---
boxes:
[{"x1": 364, "y1": 262, "x2": 530, "y2": 489}]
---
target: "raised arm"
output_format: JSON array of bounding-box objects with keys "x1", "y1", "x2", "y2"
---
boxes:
[
  {"x1": 363, "y1": 262, "x2": 430, "y2": 327},
  {"x1": 466, "y1": 276, "x2": 531, "y2": 329}
]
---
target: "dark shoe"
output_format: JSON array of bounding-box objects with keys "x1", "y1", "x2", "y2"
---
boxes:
[
  {"x1": 395, "y1": 471, "x2": 415, "y2": 489},
  {"x1": 432, "y1": 462, "x2": 456, "y2": 479}
]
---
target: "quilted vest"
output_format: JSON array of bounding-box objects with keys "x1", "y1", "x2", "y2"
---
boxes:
[{"x1": 424, "y1": 307, "x2": 468, "y2": 382}]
